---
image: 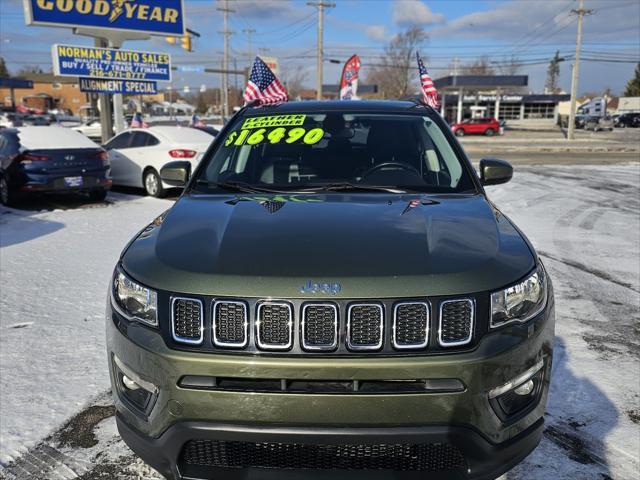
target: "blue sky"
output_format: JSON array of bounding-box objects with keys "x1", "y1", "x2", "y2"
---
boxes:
[{"x1": 1, "y1": 0, "x2": 639, "y2": 96}]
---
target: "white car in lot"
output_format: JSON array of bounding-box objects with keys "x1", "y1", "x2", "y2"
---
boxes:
[{"x1": 104, "y1": 126, "x2": 213, "y2": 197}]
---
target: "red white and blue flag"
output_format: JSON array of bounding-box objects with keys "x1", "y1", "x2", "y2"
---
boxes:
[
  {"x1": 243, "y1": 56, "x2": 288, "y2": 105},
  {"x1": 416, "y1": 52, "x2": 439, "y2": 110},
  {"x1": 339, "y1": 54, "x2": 361, "y2": 100},
  {"x1": 130, "y1": 112, "x2": 148, "y2": 128},
  {"x1": 190, "y1": 114, "x2": 205, "y2": 127}
]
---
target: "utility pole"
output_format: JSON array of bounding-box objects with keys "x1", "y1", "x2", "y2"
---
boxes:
[
  {"x1": 567, "y1": 0, "x2": 592, "y2": 140},
  {"x1": 243, "y1": 28, "x2": 256, "y2": 65},
  {"x1": 307, "y1": 1, "x2": 335, "y2": 100},
  {"x1": 217, "y1": 0, "x2": 234, "y2": 120}
]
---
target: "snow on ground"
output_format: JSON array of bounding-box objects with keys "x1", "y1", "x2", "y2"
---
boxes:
[
  {"x1": 1, "y1": 164, "x2": 639, "y2": 479},
  {"x1": 0, "y1": 193, "x2": 171, "y2": 465}
]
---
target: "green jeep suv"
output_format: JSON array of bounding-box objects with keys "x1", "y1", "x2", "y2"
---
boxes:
[{"x1": 106, "y1": 100, "x2": 555, "y2": 480}]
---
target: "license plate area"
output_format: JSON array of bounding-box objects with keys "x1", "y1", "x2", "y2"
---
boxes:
[{"x1": 64, "y1": 176, "x2": 83, "y2": 187}]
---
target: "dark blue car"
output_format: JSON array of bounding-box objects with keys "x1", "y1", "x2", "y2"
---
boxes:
[{"x1": 0, "y1": 126, "x2": 112, "y2": 206}]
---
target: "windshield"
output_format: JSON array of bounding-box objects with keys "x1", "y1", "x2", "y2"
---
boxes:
[{"x1": 194, "y1": 111, "x2": 476, "y2": 193}]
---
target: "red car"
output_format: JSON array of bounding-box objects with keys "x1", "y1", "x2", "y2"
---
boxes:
[{"x1": 451, "y1": 117, "x2": 501, "y2": 137}]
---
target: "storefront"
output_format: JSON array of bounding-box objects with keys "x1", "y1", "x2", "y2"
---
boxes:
[{"x1": 434, "y1": 75, "x2": 569, "y2": 124}]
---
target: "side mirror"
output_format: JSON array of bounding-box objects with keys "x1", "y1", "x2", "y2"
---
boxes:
[
  {"x1": 161, "y1": 161, "x2": 191, "y2": 187},
  {"x1": 480, "y1": 158, "x2": 513, "y2": 186}
]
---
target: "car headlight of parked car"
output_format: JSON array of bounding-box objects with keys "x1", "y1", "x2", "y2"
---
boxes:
[
  {"x1": 490, "y1": 268, "x2": 547, "y2": 328},
  {"x1": 112, "y1": 266, "x2": 158, "y2": 327}
]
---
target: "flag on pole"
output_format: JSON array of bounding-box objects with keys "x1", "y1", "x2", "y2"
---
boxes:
[
  {"x1": 339, "y1": 54, "x2": 361, "y2": 100},
  {"x1": 416, "y1": 52, "x2": 440, "y2": 110},
  {"x1": 130, "y1": 112, "x2": 149, "y2": 128},
  {"x1": 243, "y1": 56, "x2": 288, "y2": 105},
  {"x1": 190, "y1": 114, "x2": 205, "y2": 127}
]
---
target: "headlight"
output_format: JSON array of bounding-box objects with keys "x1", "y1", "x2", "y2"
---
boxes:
[
  {"x1": 112, "y1": 266, "x2": 158, "y2": 327},
  {"x1": 490, "y1": 268, "x2": 547, "y2": 328}
]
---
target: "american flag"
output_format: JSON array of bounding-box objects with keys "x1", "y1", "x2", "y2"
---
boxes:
[
  {"x1": 416, "y1": 52, "x2": 440, "y2": 110},
  {"x1": 244, "y1": 56, "x2": 288, "y2": 105},
  {"x1": 130, "y1": 112, "x2": 148, "y2": 128},
  {"x1": 190, "y1": 114, "x2": 205, "y2": 127}
]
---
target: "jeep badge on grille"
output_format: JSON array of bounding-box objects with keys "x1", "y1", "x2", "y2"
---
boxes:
[{"x1": 300, "y1": 281, "x2": 342, "y2": 296}]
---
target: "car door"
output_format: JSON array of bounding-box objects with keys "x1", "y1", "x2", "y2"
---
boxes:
[
  {"x1": 125, "y1": 132, "x2": 162, "y2": 187},
  {"x1": 104, "y1": 132, "x2": 135, "y2": 186}
]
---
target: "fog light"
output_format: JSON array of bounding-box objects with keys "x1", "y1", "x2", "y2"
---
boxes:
[
  {"x1": 113, "y1": 355, "x2": 158, "y2": 415},
  {"x1": 514, "y1": 379, "x2": 534, "y2": 396},
  {"x1": 122, "y1": 374, "x2": 140, "y2": 391},
  {"x1": 489, "y1": 360, "x2": 545, "y2": 421}
]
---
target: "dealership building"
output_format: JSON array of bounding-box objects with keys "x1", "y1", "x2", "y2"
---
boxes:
[{"x1": 434, "y1": 75, "x2": 570, "y2": 124}]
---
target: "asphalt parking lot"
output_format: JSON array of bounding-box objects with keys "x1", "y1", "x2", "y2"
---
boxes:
[{"x1": 0, "y1": 155, "x2": 638, "y2": 480}]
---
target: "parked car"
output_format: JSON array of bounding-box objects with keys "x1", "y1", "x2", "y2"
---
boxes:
[
  {"x1": 583, "y1": 115, "x2": 614, "y2": 132},
  {"x1": 73, "y1": 118, "x2": 108, "y2": 139},
  {"x1": 0, "y1": 126, "x2": 111, "y2": 206},
  {"x1": 451, "y1": 117, "x2": 501, "y2": 136},
  {"x1": 104, "y1": 126, "x2": 213, "y2": 197},
  {"x1": 106, "y1": 100, "x2": 554, "y2": 480},
  {"x1": 614, "y1": 112, "x2": 640, "y2": 128}
]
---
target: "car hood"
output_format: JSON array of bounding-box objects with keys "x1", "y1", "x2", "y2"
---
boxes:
[{"x1": 122, "y1": 193, "x2": 535, "y2": 298}]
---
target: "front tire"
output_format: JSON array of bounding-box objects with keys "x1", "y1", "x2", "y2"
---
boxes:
[
  {"x1": 485, "y1": 128, "x2": 495, "y2": 136},
  {"x1": 0, "y1": 175, "x2": 17, "y2": 207},
  {"x1": 455, "y1": 129, "x2": 465, "y2": 137},
  {"x1": 143, "y1": 169, "x2": 165, "y2": 198}
]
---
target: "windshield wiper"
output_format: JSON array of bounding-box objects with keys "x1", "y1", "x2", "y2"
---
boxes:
[
  {"x1": 197, "y1": 180, "x2": 302, "y2": 194},
  {"x1": 305, "y1": 183, "x2": 408, "y2": 193}
]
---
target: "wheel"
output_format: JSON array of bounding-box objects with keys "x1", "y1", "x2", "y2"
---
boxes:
[
  {"x1": 0, "y1": 175, "x2": 17, "y2": 207},
  {"x1": 143, "y1": 169, "x2": 165, "y2": 198},
  {"x1": 88, "y1": 189, "x2": 108, "y2": 202},
  {"x1": 455, "y1": 129, "x2": 465, "y2": 137},
  {"x1": 484, "y1": 128, "x2": 495, "y2": 136}
]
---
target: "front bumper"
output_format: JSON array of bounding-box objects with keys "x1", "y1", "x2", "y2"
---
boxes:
[{"x1": 106, "y1": 297, "x2": 554, "y2": 480}]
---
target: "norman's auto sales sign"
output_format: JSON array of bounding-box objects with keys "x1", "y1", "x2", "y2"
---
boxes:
[
  {"x1": 23, "y1": 0, "x2": 185, "y2": 36},
  {"x1": 52, "y1": 44, "x2": 171, "y2": 81}
]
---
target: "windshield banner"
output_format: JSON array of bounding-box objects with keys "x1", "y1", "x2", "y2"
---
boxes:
[
  {"x1": 51, "y1": 44, "x2": 171, "y2": 81},
  {"x1": 24, "y1": 0, "x2": 185, "y2": 36}
]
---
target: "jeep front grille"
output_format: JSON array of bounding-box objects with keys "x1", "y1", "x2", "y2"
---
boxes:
[
  {"x1": 256, "y1": 302, "x2": 293, "y2": 350},
  {"x1": 302, "y1": 304, "x2": 338, "y2": 351},
  {"x1": 439, "y1": 299, "x2": 474, "y2": 346},
  {"x1": 213, "y1": 301, "x2": 248, "y2": 348},
  {"x1": 393, "y1": 302, "x2": 429, "y2": 349},
  {"x1": 347, "y1": 304, "x2": 383, "y2": 351},
  {"x1": 171, "y1": 297, "x2": 203, "y2": 344},
  {"x1": 179, "y1": 439, "x2": 467, "y2": 472}
]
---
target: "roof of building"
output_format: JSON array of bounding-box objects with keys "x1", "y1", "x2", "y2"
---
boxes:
[
  {"x1": 15, "y1": 73, "x2": 78, "y2": 84},
  {"x1": 434, "y1": 75, "x2": 529, "y2": 90}
]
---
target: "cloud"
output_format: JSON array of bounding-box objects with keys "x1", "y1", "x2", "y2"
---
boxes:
[
  {"x1": 365, "y1": 25, "x2": 387, "y2": 42},
  {"x1": 392, "y1": 0, "x2": 445, "y2": 27},
  {"x1": 232, "y1": 0, "x2": 304, "y2": 19}
]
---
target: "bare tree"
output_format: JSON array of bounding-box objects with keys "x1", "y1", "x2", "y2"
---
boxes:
[
  {"x1": 366, "y1": 26, "x2": 428, "y2": 99},
  {"x1": 281, "y1": 65, "x2": 308, "y2": 100},
  {"x1": 497, "y1": 55, "x2": 522, "y2": 75},
  {"x1": 461, "y1": 56, "x2": 495, "y2": 75},
  {"x1": 545, "y1": 51, "x2": 562, "y2": 94}
]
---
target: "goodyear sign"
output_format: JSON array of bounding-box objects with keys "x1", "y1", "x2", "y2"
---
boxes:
[
  {"x1": 23, "y1": 0, "x2": 185, "y2": 36},
  {"x1": 52, "y1": 44, "x2": 171, "y2": 81},
  {"x1": 79, "y1": 77, "x2": 157, "y2": 94}
]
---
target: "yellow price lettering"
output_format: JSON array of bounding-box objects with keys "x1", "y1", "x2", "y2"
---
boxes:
[
  {"x1": 234, "y1": 129, "x2": 250, "y2": 145},
  {"x1": 224, "y1": 131, "x2": 237, "y2": 146},
  {"x1": 247, "y1": 128, "x2": 266, "y2": 145},
  {"x1": 303, "y1": 128, "x2": 324, "y2": 145},
  {"x1": 286, "y1": 127, "x2": 306, "y2": 144},
  {"x1": 267, "y1": 127, "x2": 286, "y2": 144}
]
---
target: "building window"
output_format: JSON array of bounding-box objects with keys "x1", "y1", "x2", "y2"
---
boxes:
[
  {"x1": 500, "y1": 104, "x2": 521, "y2": 120},
  {"x1": 524, "y1": 103, "x2": 555, "y2": 119}
]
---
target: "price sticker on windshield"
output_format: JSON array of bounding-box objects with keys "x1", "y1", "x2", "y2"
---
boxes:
[{"x1": 224, "y1": 127, "x2": 325, "y2": 147}]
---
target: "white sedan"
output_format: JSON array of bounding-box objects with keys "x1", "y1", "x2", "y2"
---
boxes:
[{"x1": 104, "y1": 126, "x2": 213, "y2": 197}]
